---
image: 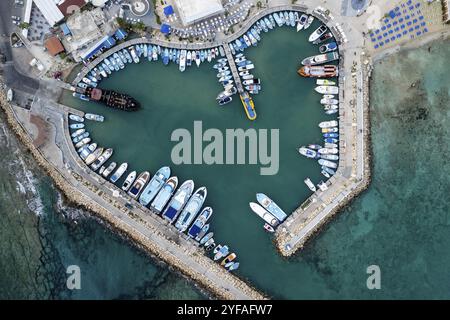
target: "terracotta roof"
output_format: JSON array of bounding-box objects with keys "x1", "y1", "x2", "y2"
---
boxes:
[
  {"x1": 45, "y1": 36, "x2": 65, "y2": 56},
  {"x1": 57, "y1": 0, "x2": 87, "y2": 17}
]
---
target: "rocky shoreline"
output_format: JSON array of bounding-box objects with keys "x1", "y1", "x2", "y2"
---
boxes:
[{"x1": 0, "y1": 81, "x2": 266, "y2": 300}]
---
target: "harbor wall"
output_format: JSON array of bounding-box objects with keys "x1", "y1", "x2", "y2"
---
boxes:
[{"x1": 0, "y1": 80, "x2": 266, "y2": 300}]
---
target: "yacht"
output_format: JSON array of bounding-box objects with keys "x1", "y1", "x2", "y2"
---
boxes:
[
  {"x1": 91, "y1": 148, "x2": 113, "y2": 171},
  {"x1": 110, "y1": 162, "x2": 128, "y2": 183},
  {"x1": 249, "y1": 202, "x2": 279, "y2": 227},
  {"x1": 174, "y1": 187, "x2": 207, "y2": 232},
  {"x1": 121, "y1": 171, "x2": 137, "y2": 191},
  {"x1": 298, "y1": 147, "x2": 318, "y2": 158},
  {"x1": 304, "y1": 15, "x2": 314, "y2": 29},
  {"x1": 162, "y1": 180, "x2": 194, "y2": 223},
  {"x1": 256, "y1": 193, "x2": 287, "y2": 222},
  {"x1": 139, "y1": 166, "x2": 171, "y2": 206},
  {"x1": 302, "y1": 52, "x2": 339, "y2": 66},
  {"x1": 128, "y1": 171, "x2": 151, "y2": 199},
  {"x1": 304, "y1": 178, "x2": 317, "y2": 192},
  {"x1": 309, "y1": 25, "x2": 328, "y2": 42},
  {"x1": 297, "y1": 14, "x2": 308, "y2": 31},
  {"x1": 179, "y1": 50, "x2": 186, "y2": 72},
  {"x1": 151, "y1": 176, "x2": 178, "y2": 213},
  {"x1": 187, "y1": 207, "x2": 213, "y2": 238},
  {"x1": 102, "y1": 162, "x2": 117, "y2": 178},
  {"x1": 315, "y1": 85, "x2": 339, "y2": 94}
]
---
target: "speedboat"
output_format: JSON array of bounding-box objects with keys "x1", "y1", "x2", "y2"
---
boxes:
[
  {"x1": 308, "y1": 144, "x2": 322, "y2": 150},
  {"x1": 162, "y1": 180, "x2": 194, "y2": 223},
  {"x1": 309, "y1": 25, "x2": 328, "y2": 42},
  {"x1": 304, "y1": 16, "x2": 314, "y2": 30},
  {"x1": 289, "y1": 11, "x2": 295, "y2": 27},
  {"x1": 319, "y1": 120, "x2": 338, "y2": 128},
  {"x1": 195, "y1": 51, "x2": 201, "y2": 67},
  {"x1": 72, "y1": 131, "x2": 88, "y2": 143},
  {"x1": 319, "y1": 147, "x2": 339, "y2": 154},
  {"x1": 321, "y1": 170, "x2": 331, "y2": 179},
  {"x1": 321, "y1": 98, "x2": 339, "y2": 105},
  {"x1": 318, "y1": 159, "x2": 337, "y2": 169},
  {"x1": 243, "y1": 34, "x2": 252, "y2": 47},
  {"x1": 128, "y1": 171, "x2": 151, "y2": 199},
  {"x1": 195, "y1": 224, "x2": 209, "y2": 242},
  {"x1": 85, "y1": 148, "x2": 103, "y2": 165},
  {"x1": 325, "y1": 142, "x2": 338, "y2": 149},
  {"x1": 326, "y1": 109, "x2": 338, "y2": 115},
  {"x1": 298, "y1": 147, "x2": 317, "y2": 159},
  {"x1": 200, "y1": 232, "x2": 213, "y2": 245},
  {"x1": 221, "y1": 253, "x2": 236, "y2": 267},
  {"x1": 150, "y1": 176, "x2": 178, "y2": 213},
  {"x1": 249, "y1": 202, "x2": 279, "y2": 227},
  {"x1": 186, "y1": 51, "x2": 192, "y2": 67},
  {"x1": 317, "y1": 79, "x2": 336, "y2": 85},
  {"x1": 121, "y1": 171, "x2": 137, "y2": 191},
  {"x1": 322, "y1": 127, "x2": 339, "y2": 133},
  {"x1": 304, "y1": 178, "x2": 316, "y2": 192},
  {"x1": 217, "y1": 70, "x2": 231, "y2": 78},
  {"x1": 102, "y1": 162, "x2": 117, "y2": 178},
  {"x1": 325, "y1": 138, "x2": 339, "y2": 144},
  {"x1": 227, "y1": 262, "x2": 240, "y2": 272},
  {"x1": 175, "y1": 187, "x2": 207, "y2": 232},
  {"x1": 75, "y1": 138, "x2": 90, "y2": 149},
  {"x1": 69, "y1": 114, "x2": 84, "y2": 122},
  {"x1": 256, "y1": 193, "x2": 287, "y2": 222},
  {"x1": 162, "y1": 48, "x2": 169, "y2": 65},
  {"x1": 91, "y1": 148, "x2": 113, "y2": 171},
  {"x1": 320, "y1": 42, "x2": 338, "y2": 53},
  {"x1": 313, "y1": 32, "x2": 334, "y2": 45},
  {"x1": 297, "y1": 14, "x2": 308, "y2": 31},
  {"x1": 179, "y1": 50, "x2": 186, "y2": 72},
  {"x1": 110, "y1": 163, "x2": 128, "y2": 183},
  {"x1": 139, "y1": 166, "x2": 171, "y2": 206},
  {"x1": 315, "y1": 86, "x2": 339, "y2": 95},
  {"x1": 187, "y1": 207, "x2": 213, "y2": 238},
  {"x1": 322, "y1": 165, "x2": 336, "y2": 175},
  {"x1": 323, "y1": 133, "x2": 339, "y2": 138},
  {"x1": 264, "y1": 223, "x2": 275, "y2": 233}
]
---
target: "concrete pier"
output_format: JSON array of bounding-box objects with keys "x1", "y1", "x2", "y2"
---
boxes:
[{"x1": 222, "y1": 44, "x2": 244, "y2": 93}]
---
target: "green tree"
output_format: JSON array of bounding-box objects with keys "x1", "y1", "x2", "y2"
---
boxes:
[{"x1": 18, "y1": 22, "x2": 30, "y2": 29}]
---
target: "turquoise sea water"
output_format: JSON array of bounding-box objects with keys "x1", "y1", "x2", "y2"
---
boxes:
[{"x1": 2, "y1": 27, "x2": 450, "y2": 299}]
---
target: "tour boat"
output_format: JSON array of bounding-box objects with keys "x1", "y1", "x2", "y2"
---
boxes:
[
  {"x1": 121, "y1": 171, "x2": 137, "y2": 191},
  {"x1": 128, "y1": 171, "x2": 151, "y2": 199},
  {"x1": 151, "y1": 176, "x2": 178, "y2": 213},
  {"x1": 139, "y1": 166, "x2": 171, "y2": 206},
  {"x1": 162, "y1": 180, "x2": 194, "y2": 223}
]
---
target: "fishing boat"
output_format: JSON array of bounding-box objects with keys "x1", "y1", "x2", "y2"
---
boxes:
[
  {"x1": 214, "y1": 245, "x2": 229, "y2": 261},
  {"x1": 313, "y1": 32, "x2": 334, "y2": 45},
  {"x1": 298, "y1": 147, "x2": 317, "y2": 159},
  {"x1": 240, "y1": 92, "x2": 256, "y2": 121},
  {"x1": 150, "y1": 176, "x2": 178, "y2": 213},
  {"x1": 227, "y1": 262, "x2": 240, "y2": 271},
  {"x1": 179, "y1": 50, "x2": 186, "y2": 72},
  {"x1": 304, "y1": 178, "x2": 316, "y2": 192},
  {"x1": 69, "y1": 114, "x2": 84, "y2": 122},
  {"x1": 75, "y1": 138, "x2": 90, "y2": 149},
  {"x1": 322, "y1": 165, "x2": 336, "y2": 176},
  {"x1": 195, "y1": 224, "x2": 209, "y2": 242},
  {"x1": 175, "y1": 187, "x2": 207, "y2": 232},
  {"x1": 110, "y1": 162, "x2": 128, "y2": 183},
  {"x1": 318, "y1": 159, "x2": 337, "y2": 169},
  {"x1": 309, "y1": 25, "x2": 327, "y2": 42},
  {"x1": 320, "y1": 42, "x2": 338, "y2": 53},
  {"x1": 128, "y1": 171, "x2": 150, "y2": 199},
  {"x1": 321, "y1": 98, "x2": 339, "y2": 105},
  {"x1": 187, "y1": 207, "x2": 213, "y2": 238},
  {"x1": 325, "y1": 138, "x2": 339, "y2": 144},
  {"x1": 321, "y1": 154, "x2": 339, "y2": 161},
  {"x1": 322, "y1": 127, "x2": 339, "y2": 133},
  {"x1": 304, "y1": 14, "x2": 315, "y2": 29},
  {"x1": 308, "y1": 144, "x2": 322, "y2": 150},
  {"x1": 200, "y1": 232, "x2": 213, "y2": 245},
  {"x1": 102, "y1": 162, "x2": 117, "y2": 178},
  {"x1": 221, "y1": 253, "x2": 236, "y2": 267},
  {"x1": 319, "y1": 121, "x2": 338, "y2": 129},
  {"x1": 91, "y1": 148, "x2": 113, "y2": 171},
  {"x1": 315, "y1": 86, "x2": 339, "y2": 95},
  {"x1": 249, "y1": 202, "x2": 279, "y2": 226},
  {"x1": 85, "y1": 147, "x2": 103, "y2": 165},
  {"x1": 264, "y1": 223, "x2": 275, "y2": 233},
  {"x1": 297, "y1": 14, "x2": 308, "y2": 31},
  {"x1": 302, "y1": 52, "x2": 339, "y2": 66},
  {"x1": 323, "y1": 133, "x2": 339, "y2": 139},
  {"x1": 70, "y1": 123, "x2": 84, "y2": 130},
  {"x1": 319, "y1": 147, "x2": 339, "y2": 154},
  {"x1": 256, "y1": 193, "x2": 287, "y2": 222},
  {"x1": 85, "y1": 113, "x2": 104, "y2": 122},
  {"x1": 121, "y1": 171, "x2": 136, "y2": 191},
  {"x1": 139, "y1": 166, "x2": 171, "y2": 206},
  {"x1": 298, "y1": 65, "x2": 338, "y2": 78},
  {"x1": 162, "y1": 180, "x2": 194, "y2": 223}
]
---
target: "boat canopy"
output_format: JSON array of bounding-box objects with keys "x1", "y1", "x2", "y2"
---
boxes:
[
  {"x1": 164, "y1": 5, "x2": 174, "y2": 16},
  {"x1": 160, "y1": 23, "x2": 171, "y2": 35}
]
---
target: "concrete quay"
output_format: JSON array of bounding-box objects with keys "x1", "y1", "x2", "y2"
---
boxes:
[{"x1": 0, "y1": 81, "x2": 266, "y2": 300}]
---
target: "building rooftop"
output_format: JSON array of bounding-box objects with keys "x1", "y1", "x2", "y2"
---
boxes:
[
  {"x1": 33, "y1": 0, "x2": 64, "y2": 26},
  {"x1": 174, "y1": 0, "x2": 224, "y2": 25},
  {"x1": 45, "y1": 36, "x2": 65, "y2": 56},
  {"x1": 57, "y1": 0, "x2": 87, "y2": 17}
]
